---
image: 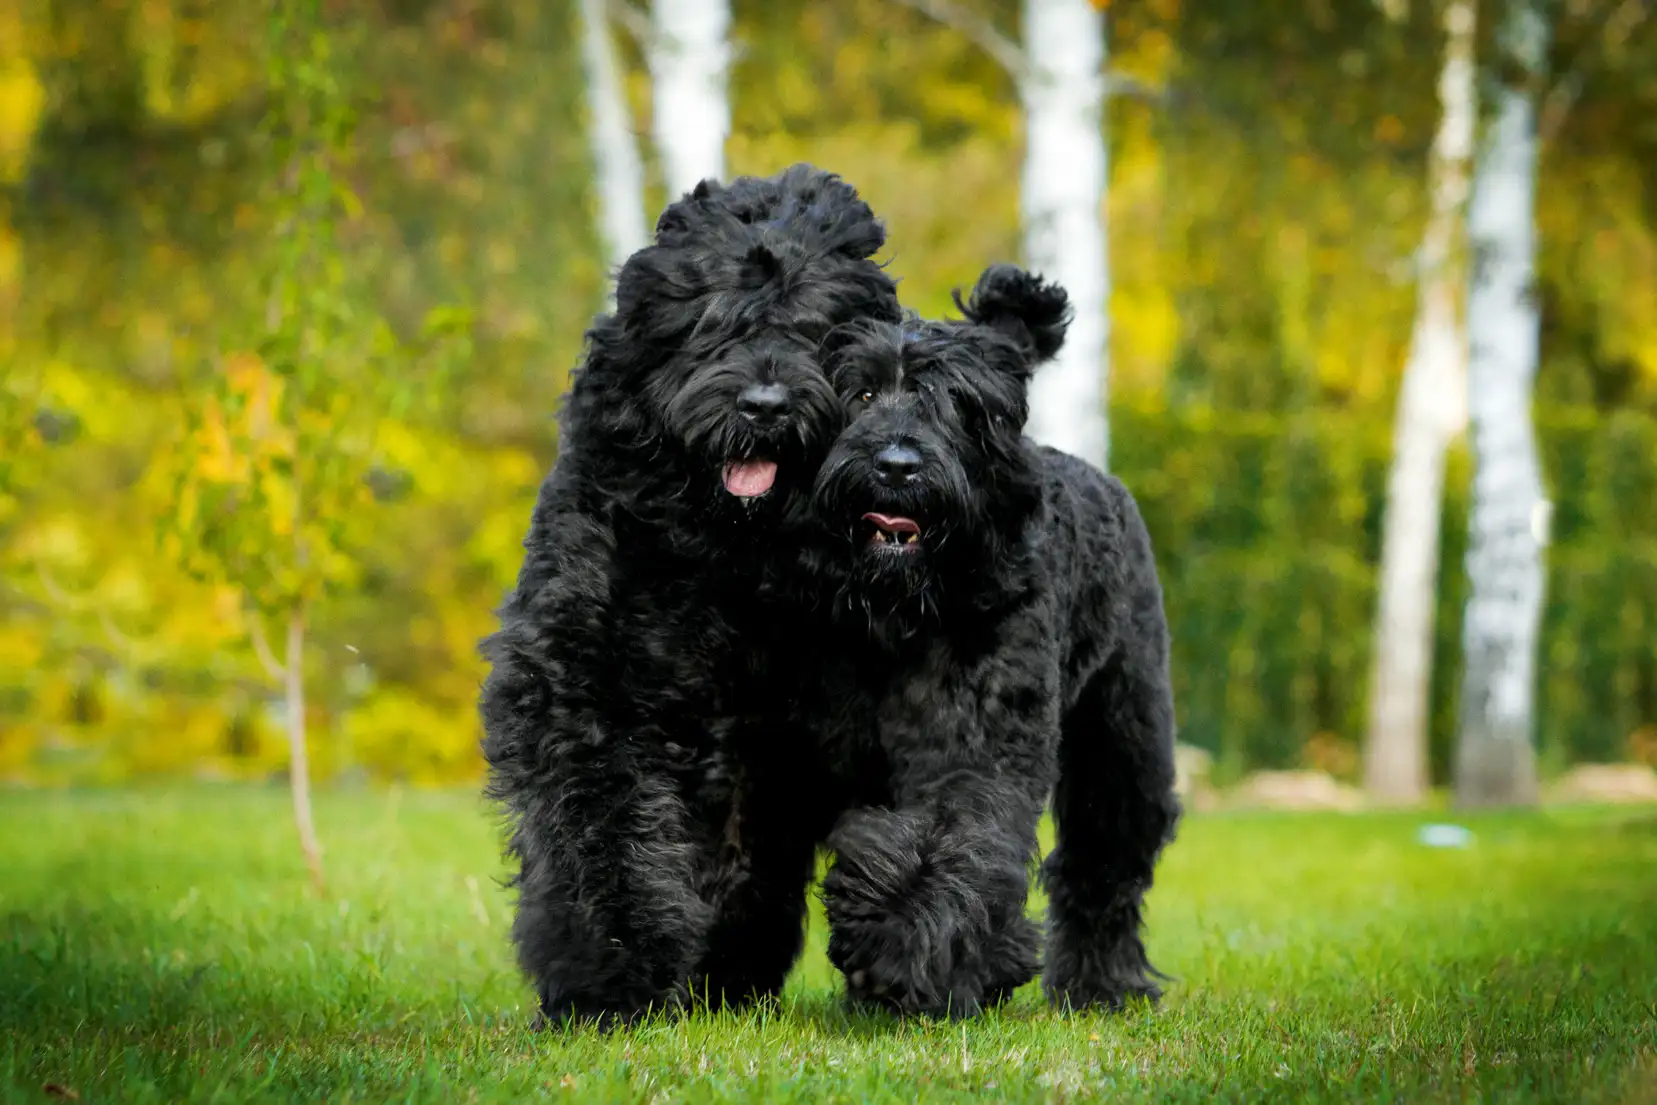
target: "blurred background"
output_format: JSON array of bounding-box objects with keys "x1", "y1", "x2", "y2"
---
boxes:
[{"x1": 1, "y1": 0, "x2": 1654, "y2": 811}]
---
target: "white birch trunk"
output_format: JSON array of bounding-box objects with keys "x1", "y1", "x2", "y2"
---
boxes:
[
  {"x1": 578, "y1": 0, "x2": 649, "y2": 273},
  {"x1": 1363, "y1": 0, "x2": 1477, "y2": 804},
  {"x1": 650, "y1": 0, "x2": 731, "y2": 196},
  {"x1": 1455, "y1": 0, "x2": 1552, "y2": 808},
  {"x1": 285, "y1": 605, "x2": 325, "y2": 894},
  {"x1": 1020, "y1": 0, "x2": 1109, "y2": 471}
]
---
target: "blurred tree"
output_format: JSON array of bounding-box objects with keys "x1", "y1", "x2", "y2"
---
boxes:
[
  {"x1": 3, "y1": 0, "x2": 1654, "y2": 789},
  {"x1": 162, "y1": 0, "x2": 468, "y2": 888},
  {"x1": 0, "y1": 0, "x2": 41, "y2": 499},
  {"x1": 0, "y1": 287, "x2": 32, "y2": 498},
  {"x1": 1022, "y1": 0, "x2": 1110, "y2": 469},
  {"x1": 1156, "y1": 0, "x2": 1434, "y2": 412},
  {"x1": 1454, "y1": 0, "x2": 1553, "y2": 808},
  {"x1": 887, "y1": 0, "x2": 1111, "y2": 468},
  {"x1": 573, "y1": 0, "x2": 731, "y2": 282},
  {"x1": 1365, "y1": 0, "x2": 1476, "y2": 804},
  {"x1": 650, "y1": 0, "x2": 732, "y2": 193},
  {"x1": 1533, "y1": 0, "x2": 1657, "y2": 414},
  {"x1": 579, "y1": 0, "x2": 649, "y2": 276}
]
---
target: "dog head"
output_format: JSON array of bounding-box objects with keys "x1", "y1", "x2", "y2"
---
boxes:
[
  {"x1": 585, "y1": 164, "x2": 901, "y2": 519},
  {"x1": 808, "y1": 264, "x2": 1070, "y2": 635}
]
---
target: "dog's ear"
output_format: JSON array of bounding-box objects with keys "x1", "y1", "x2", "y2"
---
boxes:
[
  {"x1": 951, "y1": 263, "x2": 1071, "y2": 363},
  {"x1": 654, "y1": 177, "x2": 728, "y2": 241},
  {"x1": 654, "y1": 206, "x2": 689, "y2": 241},
  {"x1": 612, "y1": 245, "x2": 710, "y2": 344},
  {"x1": 823, "y1": 213, "x2": 887, "y2": 262}
]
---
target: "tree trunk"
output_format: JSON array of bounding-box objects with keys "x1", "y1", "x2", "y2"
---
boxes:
[
  {"x1": 650, "y1": 0, "x2": 731, "y2": 196},
  {"x1": 578, "y1": 0, "x2": 649, "y2": 273},
  {"x1": 1363, "y1": 0, "x2": 1477, "y2": 805},
  {"x1": 285, "y1": 604, "x2": 326, "y2": 893},
  {"x1": 1019, "y1": 0, "x2": 1109, "y2": 471},
  {"x1": 1455, "y1": 0, "x2": 1552, "y2": 809}
]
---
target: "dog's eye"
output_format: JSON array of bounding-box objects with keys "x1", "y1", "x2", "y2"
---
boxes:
[{"x1": 855, "y1": 390, "x2": 875, "y2": 404}]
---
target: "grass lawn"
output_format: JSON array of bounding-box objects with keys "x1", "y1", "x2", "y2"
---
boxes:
[{"x1": 1, "y1": 786, "x2": 1654, "y2": 1103}]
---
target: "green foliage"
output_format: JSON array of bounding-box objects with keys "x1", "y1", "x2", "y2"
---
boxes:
[
  {"x1": 4, "y1": 0, "x2": 1657, "y2": 783},
  {"x1": 163, "y1": 0, "x2": 470, "y2": 622},
  {"x1": 1536, "y1": 411, "x2": 1657, "y2": 770},
  {"x1": 3, "y1": 789, "x2": 1656, "y2": 1101},
  {"x1": 1114, "y1": 403, "x2": 1657, "y2": 781}
]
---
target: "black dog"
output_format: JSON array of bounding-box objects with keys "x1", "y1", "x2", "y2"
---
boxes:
[
  {"x1": 789, "y1": 264, "x2": 1182, "y2": 1018},
  {"x1": 479, "y1": 164, "x2": 901, "y2": 1026}
]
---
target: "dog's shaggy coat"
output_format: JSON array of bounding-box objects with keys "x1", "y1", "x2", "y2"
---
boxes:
[
  {"x1": 786, "y1": 264, "x2": 1183, "y2": 1018},
  {"x1": 479, "y1": 165, "x2": 901, "y2": 1025}
]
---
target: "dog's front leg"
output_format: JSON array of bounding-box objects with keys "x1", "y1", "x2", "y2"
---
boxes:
[
  {"x1": 479, "y1": 501, "x2": 711, "y2": 1029},
  {"x1": 823, "y1": 781, "x2": 1046, "y2": 1020},
  {"x1": 822, "y1": 639, "x2": 1058, "y2": 1019},
  {"x1": 494, "y1": 726, "x2": 711, "y2": 1029},
  {"x1": 689, "y1": 785, "x2": 821, "y2": 1011},
  {"x1": 823, "y1": 786, "x2": 1043, "y2": 1020}
]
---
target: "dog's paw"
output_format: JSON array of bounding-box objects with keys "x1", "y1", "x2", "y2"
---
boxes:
[
  {"x1": 685, "y1": 975, "x2": 786, "y2": 1014},
  {"x1": 822, "y1": 813, "x2": 958, "y2": 1014},
  {"x1": 835, "y1": 960, "x2": 974, "y2": 1020},
  {"x1": 823, "y1": 809, "x2": 1035, "y2": 1019},
  {"x1": 1044, "y1": 973, "x2": 1162, "y2": 1014},
  {"x1": 1042, "y1": 932, "x2": 1167, "y2": 1014},
  {"x1": 839, "y1": 927, "x2": 1039, "y2": 1019},
  {"x1": 536, "y1": 981, "x2": 686, "y2": 1031},
  {"x1": 977, "y1": 914, "x2": 1042, "y2": 1008},
  {"x1": 824, "y1": 868, "x2": 981, "y2": 1017},
  {"x1": 825, "y1": 892, "x2": 962, "y2": 1017}
]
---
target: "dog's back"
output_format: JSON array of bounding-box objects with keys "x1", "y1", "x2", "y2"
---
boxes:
[{"x1": 1028, "y1": 445, "x2": 1170, "y2": 716}]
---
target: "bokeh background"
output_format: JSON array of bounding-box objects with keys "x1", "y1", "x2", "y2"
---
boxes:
[{"x1": 2, "y1": 0, "x2": 1654, "y2": 797}]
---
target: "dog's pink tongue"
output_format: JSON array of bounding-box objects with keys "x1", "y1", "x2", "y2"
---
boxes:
[
  {"x1": 723, "y1": 460, "x2": 778, "y2": 497},
  {"x1": 862, "y1": 512, "x2": 921, "y2": 535}
]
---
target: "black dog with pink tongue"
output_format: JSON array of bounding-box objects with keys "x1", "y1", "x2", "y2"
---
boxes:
[
  {"x1": 479, "y1": 164, "x2": 900, "y2": 1028},
  {"x1": 790, "y1": 263, "x2": 1183, "y2": 1019}
]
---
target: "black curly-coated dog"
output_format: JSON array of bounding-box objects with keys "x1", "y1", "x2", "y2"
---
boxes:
[
  {"x1": 786, "y1": 263, "x2": 1182, "y2": 1019},
  {"x1": 478, "y1": 164, "x2": 901, "y2": 1026}
]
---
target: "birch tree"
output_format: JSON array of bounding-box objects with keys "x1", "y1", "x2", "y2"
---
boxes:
[
  {"x1": 578, "y1": 0, "x2": 649, "y2": 273},
  {"x1": 1020, "y1": 0, "x2": 1109, "y2": 470},
  {"x1": 1363, "y1": 0, "x2": 1477, "y2": 804},
  {"x1": 891, "y1": 0, "x2": 1112, "y2": 470},
  {"x1": 1454, "y1": 0, "x2": 1554, "y2": 808},
  {"x1": 649, "y1": 0, "x2": 732, "y2": 195},
  {"x1": 166, "y1": 1, "x2": 469, "y2": 891}
]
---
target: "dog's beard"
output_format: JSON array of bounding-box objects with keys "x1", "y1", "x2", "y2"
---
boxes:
[{"x1": 811, "y1": 448, "x2": 979, "y2": 641}]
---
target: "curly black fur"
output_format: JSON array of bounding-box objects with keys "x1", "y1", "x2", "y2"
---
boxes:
[
  {"x1": 478, "y1": 164, "x2": 902, "y2": 1027},
  {"x1": 787, "y1": 263, "x2": 1183, "y2": 1019}
]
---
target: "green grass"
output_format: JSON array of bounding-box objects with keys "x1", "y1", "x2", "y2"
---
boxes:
[{"x1": 1, "y1": 787, "x2": 1654, "y2": 1103}]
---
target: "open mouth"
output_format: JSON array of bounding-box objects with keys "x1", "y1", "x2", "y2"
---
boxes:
[
  {"x1": 723, "y1": 459, "x2": 778, "y2": 498},
  {"x1": 861, "y1": 512, "x2": 923, "y2": 551}
]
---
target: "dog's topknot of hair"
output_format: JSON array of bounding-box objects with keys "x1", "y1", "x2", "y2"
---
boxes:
[
  {"x1": 952, "y1": 263, "x2": 1072, "y2": 362},
  {"x1": 653, "y1": 163, "x2": 888, "y2": 262}
]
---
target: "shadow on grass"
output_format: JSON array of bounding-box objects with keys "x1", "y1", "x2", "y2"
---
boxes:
[
  {"x1": 0, "y1": 903, "x2": 917, "y2": 1048},
  {"x1": 1, "y1": 906, "x2": 291, "y2": 1039}
]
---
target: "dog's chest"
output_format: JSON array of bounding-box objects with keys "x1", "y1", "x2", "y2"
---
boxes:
[
  {"x1": 790, "y1": 653, "x2": 914, "y2": 802},
  {"x1": 607, "y1": 578, "x2": 786, "y2": 738},
  {"x1": 614, "y1": 583, "x2": 727, "y2": 671}
]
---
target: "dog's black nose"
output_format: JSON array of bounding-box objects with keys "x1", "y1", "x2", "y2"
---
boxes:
[
  {"x1": 738, "y1": 383, "x2": 790, "y2": 424},
  {"x1": 874, "y1": 444, "x2": 923, "y2": 485}
]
